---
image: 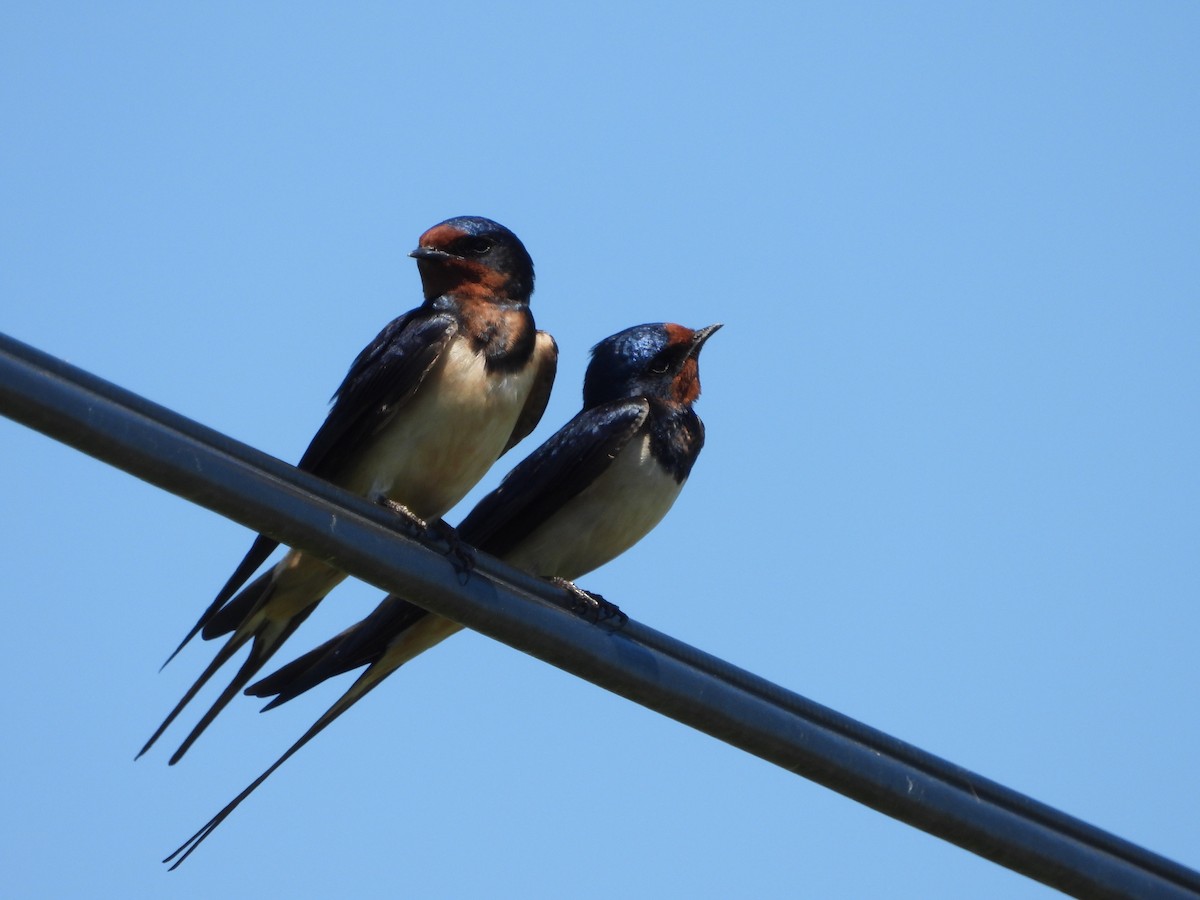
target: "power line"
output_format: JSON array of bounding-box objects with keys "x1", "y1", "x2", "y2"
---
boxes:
[{"x1": 2, "y1": 330, "x2": 1197, "y2": 900}]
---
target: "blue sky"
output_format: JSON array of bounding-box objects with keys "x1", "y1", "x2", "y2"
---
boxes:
[{"x1": 2, "y1": 4, "x2": 1197, "y2": 897}]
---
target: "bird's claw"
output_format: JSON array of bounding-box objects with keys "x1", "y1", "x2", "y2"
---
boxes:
[
  {"x1": 373, "y1": 497, "x2": 474, "y2": 578},
  {"x1": 373, "y1": 495, "x2": 429, "y2": 538},
  {"x1": 549, "y1": 577, "x2": 627, "y2": 626},
  {"x1": 427, "y1": 518, "x2": 475, "y2": 579}
]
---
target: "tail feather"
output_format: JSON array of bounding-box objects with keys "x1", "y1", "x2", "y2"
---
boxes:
[
  {"x1": 146, "y1": 555, "x2": 345, "y2": 762},
  {"x1": 164, "y1": 663, "x2": 392, "y2": 870},
  {"x1": 139, "y1": 570, "x2": 276, "y2": 760},
  {"x1": 202, "y1": 567, "x2": 275, "y2": 641},
  {"x1": 138, "y1": 631, "x2": 252, "y2": 759},
  {"x1": 167, "y1": 605, "x2": 316, "y2": 766},
  {"x1": 164, "y1": 612, "x2": 465, "y2": 869},
  {"x1": 160, "y1": 534, "x2": 279, "y2": 669},
  {"x1": 242, "y1": 639, "x2": 336, "y2": 701},
  {"x1": 248, "y1": 595, "x2": 429, "y2": 710}
]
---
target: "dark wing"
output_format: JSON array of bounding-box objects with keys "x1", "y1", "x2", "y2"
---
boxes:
[
  {"x1": 501, "y1": 331, "x2": 558, "y2": 455},
  {"x1": 460, "y1": 398, "x2": 650, "y2": 558},
  {"x1": 245, "y1": 594, "x2": 429, "y2": 709},
  {"x1": 160, "y1": 307, "x2": 456, "y2": 668},
  {"x1": 298, "y1": 307, "x2": 458, "y2": 480},
  {"x1": 240, "y1": 396, "x2": 646, "y2": 709}
]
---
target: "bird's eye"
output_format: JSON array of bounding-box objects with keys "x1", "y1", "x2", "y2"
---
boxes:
[
  {"x1": 649, "y1": 361, "x2": 670, "y2": 375},
  {"x1": 466, "y1": 237, "x2": 493, "y2": 255}
]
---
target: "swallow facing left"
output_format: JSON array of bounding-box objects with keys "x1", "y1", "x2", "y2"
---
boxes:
[
  {"x1": 140, "y1": 216, "x2": 558, "y2": 765},
  {"x1": 164, "y1": 321, "x2": 720, "y2": 868}
]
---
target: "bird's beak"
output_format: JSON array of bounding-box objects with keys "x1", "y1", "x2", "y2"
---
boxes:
[
  {"x1": 689, "y1": 323, "x2": 723, "y2": 355},
  {"x1": 409, "y1": 246, "x2": 453, "y2": 260}
]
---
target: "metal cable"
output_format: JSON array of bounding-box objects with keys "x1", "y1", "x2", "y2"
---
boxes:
[{"x1": 2, "y1": 331, "x2": 1197, "y2": 900}]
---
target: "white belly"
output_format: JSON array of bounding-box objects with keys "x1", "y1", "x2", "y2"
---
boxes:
[
  {"x1": 341, "y1": 335, "x2": 536, "y2": 519},
  {"x1": 504, "y1": 428, "x2": 685, "y2": 581}
]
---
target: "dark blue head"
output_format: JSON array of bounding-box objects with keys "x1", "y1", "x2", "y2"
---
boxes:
[
  {"x1": 410, "y1": 216, "x2": 535, "y2": 303},
  {"x1": 584, "y1": 322, "x2": 721, "y2": 409}
]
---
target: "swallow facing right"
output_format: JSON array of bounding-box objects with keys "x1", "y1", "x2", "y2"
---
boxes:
[
  {"x1": 164, "y1": 321, "x2": 720, "y2": 867},
  {"x1": 141, "y1": 216, "x2": 558, "y2": 765}
]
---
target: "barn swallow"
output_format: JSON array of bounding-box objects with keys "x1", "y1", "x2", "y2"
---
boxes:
[
  {"x1": 140, "y1": 216, "x2": 558, "y2": 765},
  {"x1": 163, "y1": 321, "x2": 719, "y2": 868}
]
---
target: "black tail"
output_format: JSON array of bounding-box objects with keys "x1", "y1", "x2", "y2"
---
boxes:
[
  {"x1": 164, "y1": 665, "x2": 391, "y2": 870},
  {"x1": 242, "y1": 639, "x2": 336, "y2": 702},
  {"x1": 167, "y1": 604, "x2": 316, "y2": 765},
  {"x1": 160, "y1": 534, "x2": 279, "y2": 669},
  {"x1": 138, "y1": 630, "x2": 251, "y2": 760},
  {"x1": 248, "y1": 595, "x2": 429, "y2": 710},
  {"x1": 139, "y1": 571, "x2": 276, "y2": 760},
  {"x1": 202, "y1": 564, "x2": 277, "y2": 640}
]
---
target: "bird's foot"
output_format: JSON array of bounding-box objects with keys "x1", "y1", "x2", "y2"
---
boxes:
[
  {"x1": 373, "y1": 496, "x2": 429, "y2": 538},
  {"x1": 549, "y1": 577, "x2": 627, "y2": 626},
  {"x1": 427, "y1": 517, "x2": 475, "y2": 579},
  {"x1": 373, "y1": 497, "x2": 474, "y2": 578}
]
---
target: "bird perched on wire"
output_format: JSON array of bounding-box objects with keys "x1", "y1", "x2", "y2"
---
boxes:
[
  {"x1": 141, "y1": 216, "x2": 558, "y2": 765},
  {"x1": 164, "y1": 321, "x2": 721, "y2": 868}
]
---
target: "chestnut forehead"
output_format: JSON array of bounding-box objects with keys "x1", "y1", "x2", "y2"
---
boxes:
[
  {"x1": 418, "y1": 223, "x2": 469, "y2": 248},
  {"x1": 663, "y1": 323, "x2": 695, "y2": 347}
]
